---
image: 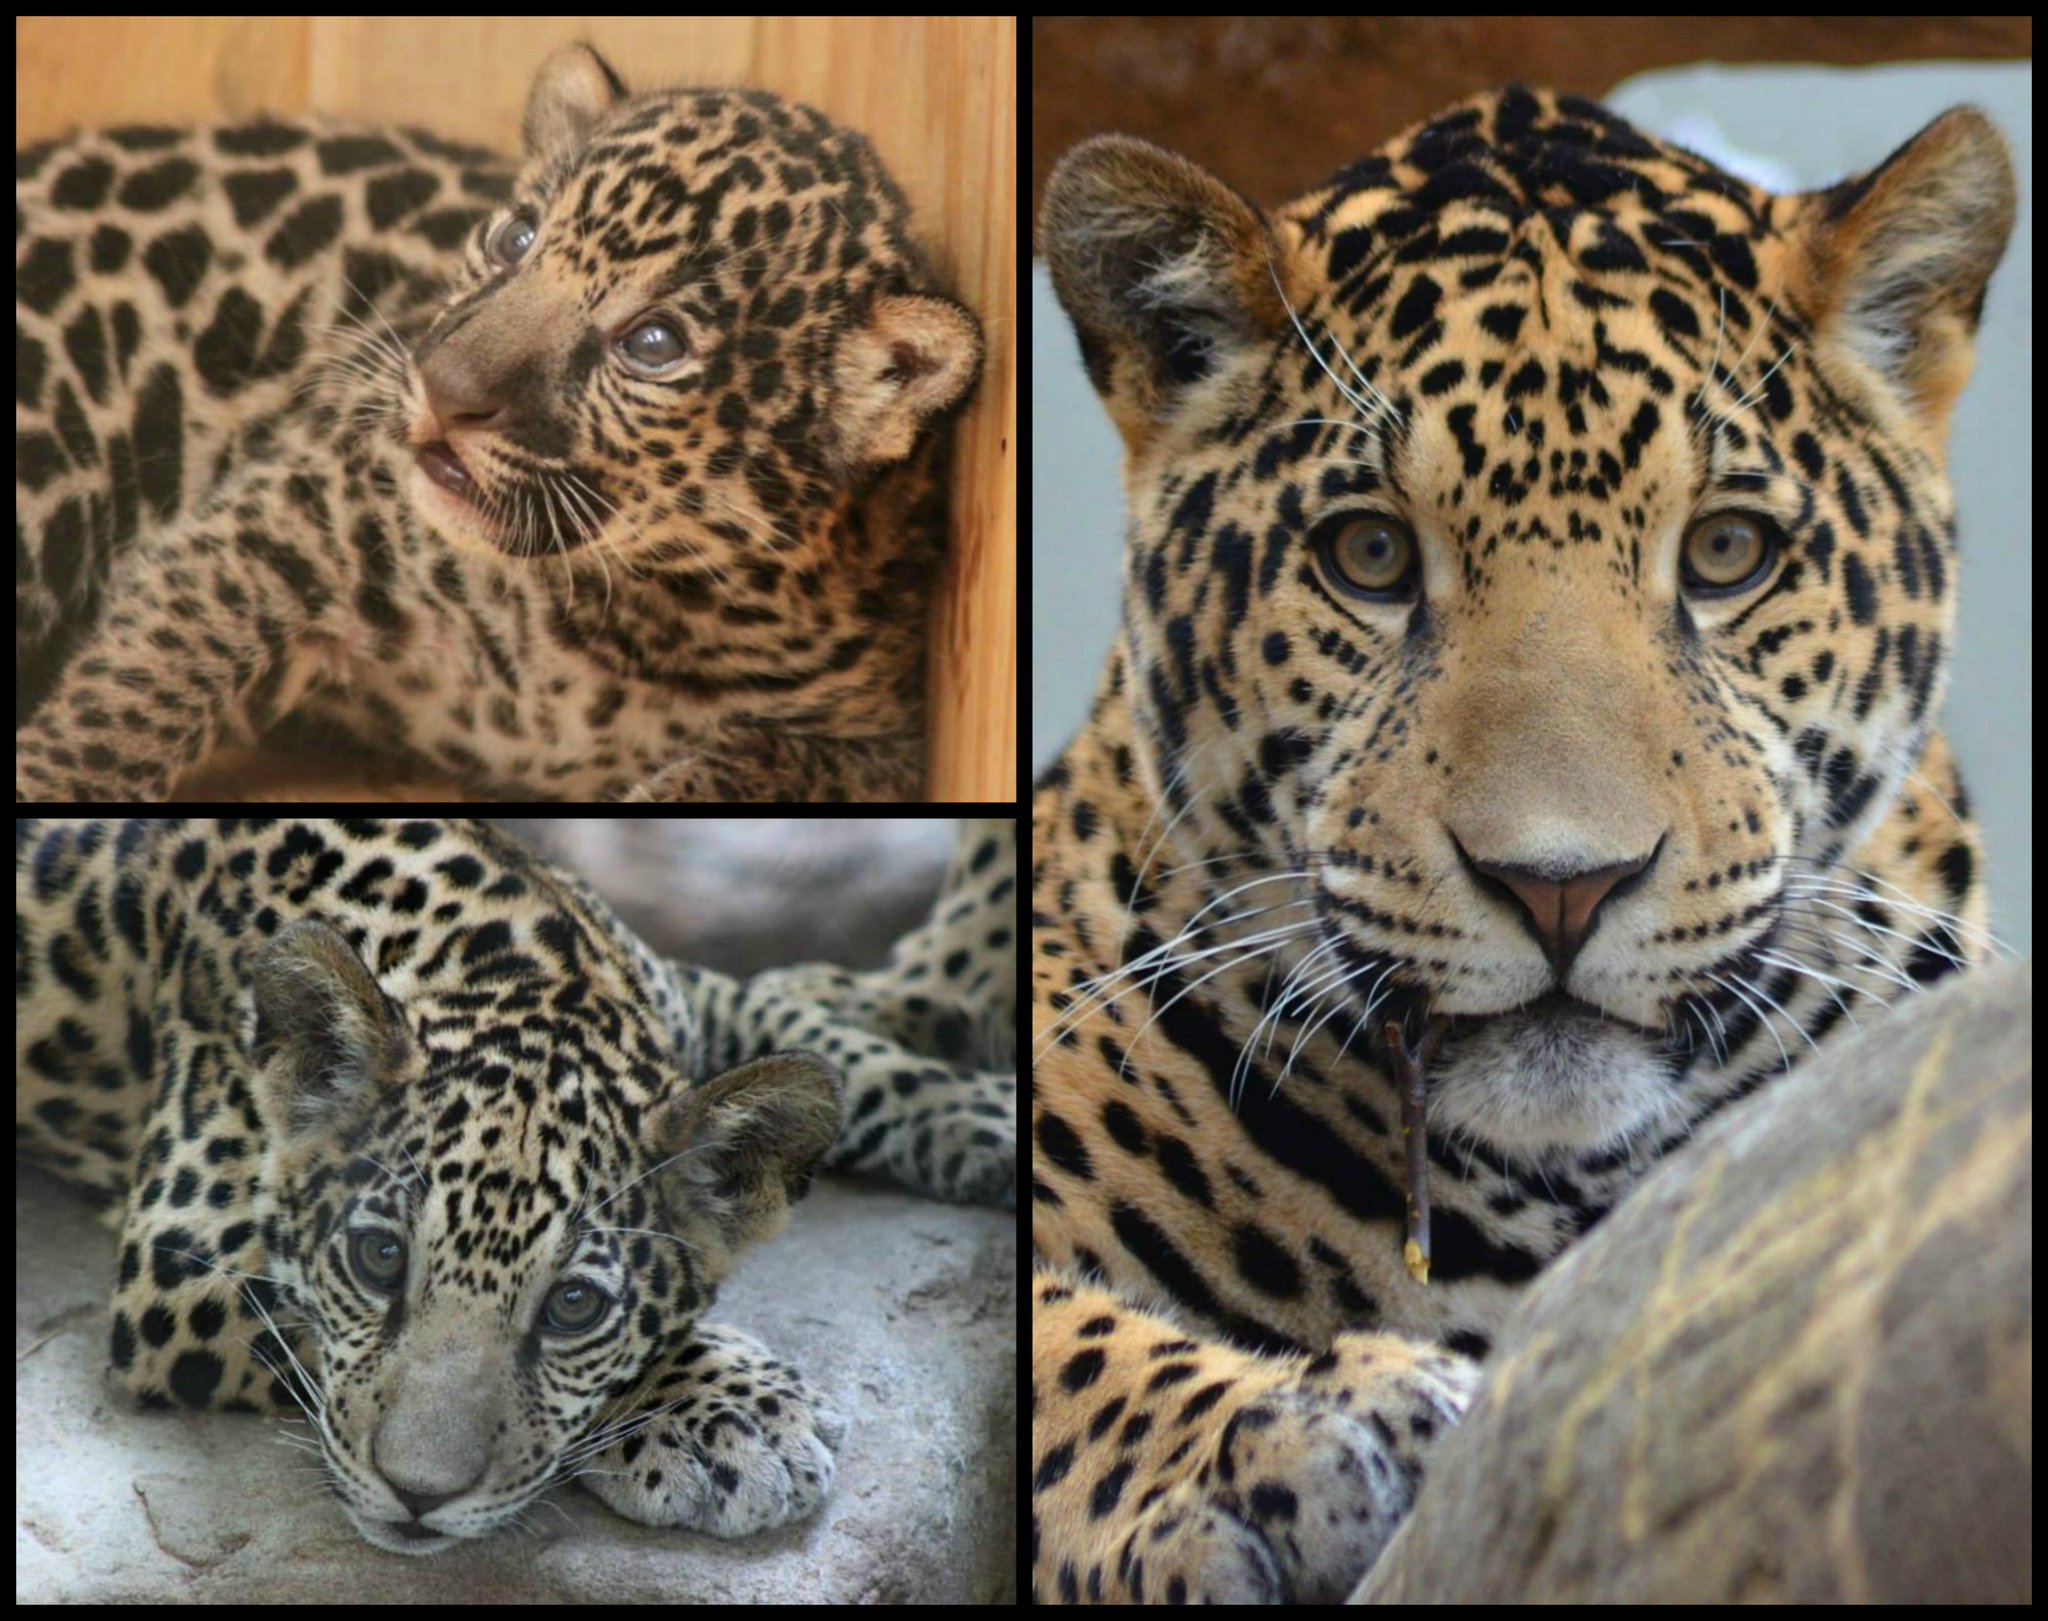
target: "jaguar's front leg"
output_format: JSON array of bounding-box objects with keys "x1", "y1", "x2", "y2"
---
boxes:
[
  {"x1": 579, "y1": 1320, "x2": 846, "y2": 1536},
  {"x1": 15, "y1": 479, "x2": 340, "y2": 803},
  {"x1": 563, "y1": 1048, "x2": 849, "y2": 1536},
  {"x1": 621, "y1": 725, "x2": 925, "y2": 803}
]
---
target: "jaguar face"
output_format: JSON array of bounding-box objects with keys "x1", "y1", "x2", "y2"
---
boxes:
[
  {"x1": 1044, "y1": 89, "x2": 2004, "y2": 1158},
  {"x1": 399, "y1": 55, "x2": 975, "y2": 570},
  {"x1": 243, "y1": 916, "x2": 839, "y2": 1554}
]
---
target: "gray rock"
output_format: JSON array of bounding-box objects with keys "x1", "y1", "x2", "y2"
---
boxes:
[
  {"x1": 16, "y1": 1168, "x2": 1016, "y2": 1602},
  {"x1": 1355, "y1": 958, "x2": 2032, "y2": 1605}
]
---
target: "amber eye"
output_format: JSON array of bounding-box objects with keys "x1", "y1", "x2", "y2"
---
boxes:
[
  {"x1": 486, "y1": 212, "x2": 538, "y2": 267},
  {"x1": 1682, "y1": 511, "x2": 1780, "y2": 594},
  {"x1": 1311, "y1": 512, "x2": 1418, "y2": 599}
]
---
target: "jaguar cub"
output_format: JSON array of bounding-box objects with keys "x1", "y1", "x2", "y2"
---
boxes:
[
  {"x1": 17, "y1": 816, "x2": 1017, "y2": 1552},
  {"x1": 16, "y1": 45, "x2": 981, "y2": 802}
]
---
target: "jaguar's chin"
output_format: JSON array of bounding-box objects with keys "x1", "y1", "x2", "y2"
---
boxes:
[
  {"x1": 1426, "y1": 1000, "x2": 1683, "y2": 1157},
  {"x1": 346, "y1": 1507, "x2": 464, "y2": 1557},
  {"x1": 406, "y1": 448, "x2": 601, "y2": 560}
]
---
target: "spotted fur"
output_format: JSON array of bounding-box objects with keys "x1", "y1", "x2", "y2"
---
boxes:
[
  {"x1": 15, "y1": 44, "x2": 980, "y2": 802},
  {"x1": 1032, "y1": 86, "x2": 2009, "y2": 1603},
  {"x1": 16, "y1": 816, "x2": 1015, "y2": 1552}
]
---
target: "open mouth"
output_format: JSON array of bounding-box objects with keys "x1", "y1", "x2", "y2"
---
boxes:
[
  {"x1": 416, "y1": 442, "x2": 479, "y2": 503},
  {"x1": 409, "y1": 443, "x2": 599, "y2": 560},
  {"x1": 410, "y1": 442, "x2": 524, "y2": 556}
]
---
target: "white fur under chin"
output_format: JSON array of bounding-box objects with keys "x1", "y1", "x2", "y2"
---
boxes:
[{"x1": 1425, "y1": 1008, "x2": 1683, "y2": 1156}]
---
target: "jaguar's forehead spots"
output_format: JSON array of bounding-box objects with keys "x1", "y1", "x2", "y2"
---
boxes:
[{"x1": 524, "y1": 85, "x2": 927, "y2": 303}]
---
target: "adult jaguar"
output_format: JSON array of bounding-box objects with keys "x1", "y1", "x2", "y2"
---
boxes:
[
  {"x1": 17, "y1": 817, "x2": 1014, "y2": 1553},
  {"x1": 1032, "y1": 86, "x2": 2009, "y2": 1603},
  {"x1": 15, "y1": 44, "x2": 981, "y2": 802}
]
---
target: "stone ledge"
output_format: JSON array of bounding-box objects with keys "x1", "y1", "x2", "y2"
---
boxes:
[
  {"x1": 16, "y1": 1169, "x2": 1016, "y2": 1602},
  {"x1": 1355, "y1": 958, "x2": 2032, "y2": 1605}
]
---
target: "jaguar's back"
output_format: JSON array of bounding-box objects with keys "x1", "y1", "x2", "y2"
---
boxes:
[{"x1": 16, "y1": 118, "x2": 507, "y2": 722}]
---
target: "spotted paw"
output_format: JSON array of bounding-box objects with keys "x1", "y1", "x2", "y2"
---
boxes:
[
  {"x1": 1084, "y1": 1334, "x2": 1478, "y2": 1603},
  {"x1": 580, "y1": 1323, "x2": 845, "y2": 1536}
]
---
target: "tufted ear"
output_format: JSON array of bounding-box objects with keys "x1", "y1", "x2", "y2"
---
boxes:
[
  {"x1": 1797, "y1": 106, "x2": 2015, "y2": 449},
  {"x1": 830, "y1": 294, "x2": 983, "y2": 472},
  {"x1": 247, "y1": 919, "x2": 421, "y2": 1142},
  {"x1": 523, "y1": 42, "x2": 629, "y2": 161},
  {"x1": 1040, "y1": 135, "x2": 1302, "y2": 454},
  {"x1": 652, "y1": 1051, "x2": 845, "y2": 1260}
]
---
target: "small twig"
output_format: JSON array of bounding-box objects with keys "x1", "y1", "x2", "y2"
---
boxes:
[{"x1": 1383, "y1": 1016, "x2": 1450, "y2": 1284}]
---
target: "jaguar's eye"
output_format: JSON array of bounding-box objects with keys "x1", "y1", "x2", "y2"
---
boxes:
[
  {"x1": 542, "y1": 1277, "x2": 613, "y2": 1334},
  {"x1": 486, "y1": 212, "x2": 538, "y2": 267},
  {"x1": 1310, "y1": 511, "x2": 1418, "y2": 600},
  {"x1": 617, "y1": 316, "x2": 691, "y2": 377},
  {"x1": 347, "y1": 1229, "x2": 408, "y2": 1294},
  {"x1": 1681, "y1": 511, "x2": 1781, "y2": 596}
]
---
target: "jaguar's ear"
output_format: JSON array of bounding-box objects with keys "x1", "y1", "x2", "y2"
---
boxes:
[
  {"x1": 1040, "y1": 135, "x2": 1301, "y2": 454},
  {"x1": 652, "y1": 1052, "x2": 845, "y2": 1263},
  {"x1": 247, "y1": 919, "x2": 420, "y2": 1145},
  {"x1": 523, "y1": 42, "x2": 630, "y2": 160},
  {"x1": 1795, "y1": 105, "x2": 2015, "y2": 451},
  {"x1": 829, "y1": 294, "x2": 983, "y2": 472}
]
